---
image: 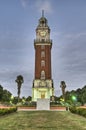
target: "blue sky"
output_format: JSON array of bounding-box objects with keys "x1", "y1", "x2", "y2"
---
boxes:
[{"x1": 0, "y1": 0, "x2": 86, "y2": 97}]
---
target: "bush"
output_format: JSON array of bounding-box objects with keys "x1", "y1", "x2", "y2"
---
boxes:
[
  {"x1": 69, "y1": 107, "x2": 86, "y2": 118},
  {"x1": 69, "y1": 106, "x2": 77, "y2": 113},
  {"x1": 16, "y1": 101, "x2": 36, "y2": 107},
  {"x1": 77, "y1": 108, "x2": 86, "y2": 117},
  {"x1": 0, "y1": 107, "x2": 17, "y2": 116}
]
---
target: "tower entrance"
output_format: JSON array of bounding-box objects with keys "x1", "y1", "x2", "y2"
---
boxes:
[{"x1": 41, "y1": 93, "x2": 45, "y2": 99}]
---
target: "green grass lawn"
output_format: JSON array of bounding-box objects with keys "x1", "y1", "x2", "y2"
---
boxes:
[{"x1": 0, "y1": 111, "x2": 86, "y2": 130}]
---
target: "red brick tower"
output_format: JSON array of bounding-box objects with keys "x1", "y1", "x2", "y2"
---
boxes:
[{"x1": 32, "y1": 11, "x2": 54, "y2": 101}]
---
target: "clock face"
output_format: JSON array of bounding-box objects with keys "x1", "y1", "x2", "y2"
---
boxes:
[{"x1": 40, "y1": 30, "x2": 46, "y2": 37}]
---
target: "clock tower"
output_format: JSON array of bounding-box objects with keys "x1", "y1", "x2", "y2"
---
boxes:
[{"x1": 32, "y1": 11, "x2": 54, "y2": 101}]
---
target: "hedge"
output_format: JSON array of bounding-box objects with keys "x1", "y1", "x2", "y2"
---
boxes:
[
  {"x1": 69, "y1": 107, "x2": 86, "y2": 118},
  {"x1": 0, "y1": 107, "x2": 17, "y2": 116}
]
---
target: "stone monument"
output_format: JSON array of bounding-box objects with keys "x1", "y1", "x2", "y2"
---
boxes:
[{"x1": 37, "y1": 98, "x2": 50, "y2": 110}]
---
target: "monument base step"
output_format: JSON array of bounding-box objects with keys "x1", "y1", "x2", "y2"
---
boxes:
[{"x1": 36, "y1": 98, "x2": 50, "y2": 110}]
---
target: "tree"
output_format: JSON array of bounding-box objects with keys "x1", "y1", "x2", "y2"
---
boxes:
[
  {"x1": 81, "y1": 86, "x2": 86, "y2": 105},
  {"x1": 12, "y1": 96, "x2": 18, "y2": 104},
  {"x1": 0, "y1": 85, "x2": 12, "y2": 103},
  {"x1": 60, "y1": 81, "x2": 66, "y2": 101},
  {"x1": 26, "y1": 96, "x2": 32, "y2": 102},
  {"x1": 2, "y1": 89, "x2": 12, "y2": 102},
  {"x1": 0, "y1": 85, "x2": 3, "y2": 101},
  {"x1": 15, "y1": 75, "x2": 24, "y2": 101}
]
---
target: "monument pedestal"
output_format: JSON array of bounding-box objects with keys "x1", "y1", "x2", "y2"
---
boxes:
[{"x1": 36, "y1": 99, "x2": 50, "y2": 110}]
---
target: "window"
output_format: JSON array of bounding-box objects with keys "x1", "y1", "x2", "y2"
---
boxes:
[
  {"x1": 41, "y1": 70, "x2": 45, "y2": 79},
  {"x1": 41, "y1": 45, "x2": 45, "y2": 49},
  {"x1": 41, "y1": 51, "x2": 45, "y2": 58},
  {"x1": 41, "y1": 60, "x2": 45, "y2": 67}
]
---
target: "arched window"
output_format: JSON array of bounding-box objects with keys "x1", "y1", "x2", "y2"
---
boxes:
[
  {"x1": 41, "y1": 70, "x2": 45, "y2": 79},
  {"x1": 41, "y1": 45, "x2": 45, "y2": 49},
  {"x1": 41, "y1": 60, "x2": 45, "y2": 67},
  {"x1": 41, "y1": 51, "x2": 45, "y2": 58}
]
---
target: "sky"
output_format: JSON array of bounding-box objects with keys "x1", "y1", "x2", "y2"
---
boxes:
[{"x1": 0, "y1": 0, "x2": 86, "y2": 97}]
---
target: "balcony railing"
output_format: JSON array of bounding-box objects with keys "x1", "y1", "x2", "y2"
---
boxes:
[{"x1": 34, "y1": 39, "x2": 52, "y2": 43}]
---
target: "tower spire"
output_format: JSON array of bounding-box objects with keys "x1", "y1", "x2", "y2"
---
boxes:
[{"x1": 42, "y1": 10, "x2": 44, "y2": 17}]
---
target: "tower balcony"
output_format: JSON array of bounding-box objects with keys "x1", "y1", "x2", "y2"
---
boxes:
[{"x1": 34, "y1": 39, "x2": 52, "y2": 44}]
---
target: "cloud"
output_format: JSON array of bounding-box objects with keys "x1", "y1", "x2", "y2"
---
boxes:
[
  {"x1": 20, "y1": 0, "x2": 29, "y2": 8},
  {"x1": 0, "y1": 66, "x2": 34, "y2": 97},
  {"x1": 54, "y1": 31, "x2": 86, "y2": 71},
  {"x1": 20, "y1": 0, "x2": 53, "y2": 14},
  {"x1": 35, "y1": 0, "x2": 53, "y2": 14},
  {"x1": 53, "y1": 31, "x2": 86, "y2": 42},
  {"x1": 52, "y1": 31, "x2": 86, "y2": 94},
  {"x1": 62, "y1": 32, "x2": 86, "y2": 41}
]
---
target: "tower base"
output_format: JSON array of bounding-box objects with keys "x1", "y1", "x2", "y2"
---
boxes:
[{"x1": 32, "y1": 79, "x2": 54, "y2": 101}]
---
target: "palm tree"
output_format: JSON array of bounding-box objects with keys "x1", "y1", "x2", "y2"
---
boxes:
[
  {"x1": 60, "y1": 81, "x2": 66, "y2": 101},
  {"x1": 15, "y1": 75, "x2": 24, "y2": 101}
]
